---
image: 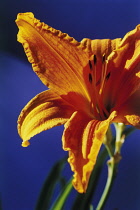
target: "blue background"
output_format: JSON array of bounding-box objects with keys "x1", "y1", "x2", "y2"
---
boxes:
[{"x1": 1, "y1": 0, "x2": 140, "y2": 209}]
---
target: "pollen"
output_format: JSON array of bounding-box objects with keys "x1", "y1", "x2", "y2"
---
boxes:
[
  {"x1": 89, "y1": 60, "x2": 93, "y2": 70},
  {"x1": 88, "y1": 54, "x2": 110, "y2": 94},
  {"x1": 89, "y1": 73, "x2": 92, "y2": 83},
  {"x1": 93, "y1": 54, "x2": 97, "y2": 65},
  {"x1": 106, "y1": 72, "x2": 111, "y2": 80}
]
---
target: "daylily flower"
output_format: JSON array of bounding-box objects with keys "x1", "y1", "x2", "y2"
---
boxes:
[{"x1": 16, "y1": 12, "x2": 140, "y2": 193}]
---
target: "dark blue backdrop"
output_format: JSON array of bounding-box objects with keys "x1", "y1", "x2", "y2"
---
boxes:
[{"x1": 1, "y1": 0, "x2": 140, "y2": 209}]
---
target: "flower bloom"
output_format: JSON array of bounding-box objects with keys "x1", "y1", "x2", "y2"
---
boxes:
[{"x1": 16, "y1": 12, "x2": 140, "y2": 193}]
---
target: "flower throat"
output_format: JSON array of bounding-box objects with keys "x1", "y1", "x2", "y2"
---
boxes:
[{"x1": 88, "y1": 54, "x2": 111, "y2": 120}]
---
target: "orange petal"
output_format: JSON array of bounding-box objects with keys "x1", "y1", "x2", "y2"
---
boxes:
[
  {"x1": 114, "y1": 88, "x2": 140, "y2": 128},
  {"x1": 62, "y1": 111, "x2": 116, "y2": 193},
  {"x1": 18, "y1": 90, "x2": 74, "y2": 146},
  {"x1": 81, "y1": 37, "x2": 121, "y2": 57},
  {"x1": 106, "y1": 25, "x2": 140, "y2": 108},
  {"x1": 81, "y1": 38, "x2": 121, "y2": 109},
  {"x1": 15, "y1": 13, "x2": 91, "y2": 106}
]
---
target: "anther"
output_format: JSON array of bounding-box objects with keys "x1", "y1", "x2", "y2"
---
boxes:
[
  {"x1": 93, "y1": 54, "x2": 97, "y2": 65},
  {"x1": 96, "y1": 79, "x2": 100, "y2": 86},
  {"x1": 106, "y1": 72, "x2": 111, "y2": 80},
  {"x1": 102, "y1": 54, "x2": 106, "y2": 63},
  {"x1": 89, "y1": 73, "x2": 92, "y2": 83},
  {"x1": 89, "y1": 60, "x2": 92, "y2": 69}
]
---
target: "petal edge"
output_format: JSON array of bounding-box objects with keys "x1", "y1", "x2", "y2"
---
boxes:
[{"x1": 18, "y1": 90, "x2": 74, "y2": 145}]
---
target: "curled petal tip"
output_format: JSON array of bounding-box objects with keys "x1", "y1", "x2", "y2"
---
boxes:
[
  {"x1": 16, "y1": 12, "x2": 34, "y2": 20},
  {"x1": 22, "y1": 141, "x2": 30, "y2": 147}
]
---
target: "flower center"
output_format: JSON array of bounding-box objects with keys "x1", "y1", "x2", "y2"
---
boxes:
[{"x1": 88, "y1": 54, "x2": 111, "y2": 120}]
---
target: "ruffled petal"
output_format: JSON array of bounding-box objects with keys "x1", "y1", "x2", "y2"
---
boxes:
[
  {"x1": 18, "y1": 90, "x2": 74, "y2": 146},
  {"x1": 15, "y1": 13, "x2": 122, "y2": 114},
  {"x1": 62, "y1": 111, "x2": 116, "y2": 193},
  {"x1": 15, "y1": 12, "x2": 91, "y2": 107},
  {"x1": 105, "y1": 25, "x2": 140, "y2": 109}
]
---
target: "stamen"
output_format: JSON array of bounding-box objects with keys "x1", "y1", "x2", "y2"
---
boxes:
[
  {"x1": 106, "y1": 72, "x2": 111, "y2": 80},
  {"x1": 92, "y1": 55, "x2": 97, "y2": 86},
  {"x1": 88, "y1": 56, "x2": 100, "y2": 118},
  {"x1": 89, "y1": 73, "x2": 92, "y2": 83},
  {"x1": 90, "y1": 101, "x2": 101, "y2": 120},
  {"x1": 93, "y1": 54, "x2": 97, "y2": 65},
  {"x1": 99, "y1": 54, "x2": 108, "y2": 95},
  {"x1": 89, "y1": 60, "x2": 92, "y2": 69},
  {"x1": 96, "y1": 79, "x2": 100, "y2": 86},
  {"x1": 88, "y1": 54, "x2": 110, "y2": 120},
  {"x1": 102, "y1": 54, "x2": 106, "y2": 63}
]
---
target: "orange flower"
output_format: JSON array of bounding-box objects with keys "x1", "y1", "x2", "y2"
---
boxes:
[{"x1": 16, "y1": 12, "x2": 140, "y2": 193}]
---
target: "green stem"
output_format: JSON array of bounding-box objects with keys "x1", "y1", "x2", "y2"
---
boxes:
[
  {"x1": 96, "y1": 157, "x2": 116, "y2": 210},
  {"x1": 50, "y1": 178, "x2": 73, "y2": 210},
  {"x1": 96, "y1": 123, "x2": 127, "y2": 210},
  {"x1": 114, "y1": 123, "x2": 125, "y2": 154}
]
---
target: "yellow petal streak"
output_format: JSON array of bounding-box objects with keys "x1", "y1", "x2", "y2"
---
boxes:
[
  {"x1": 62, "y1": 111, "x2": 116, "y2": 193},
  {"x1": 18, "y1": 90, "x2": 74, "y2": 146}
]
